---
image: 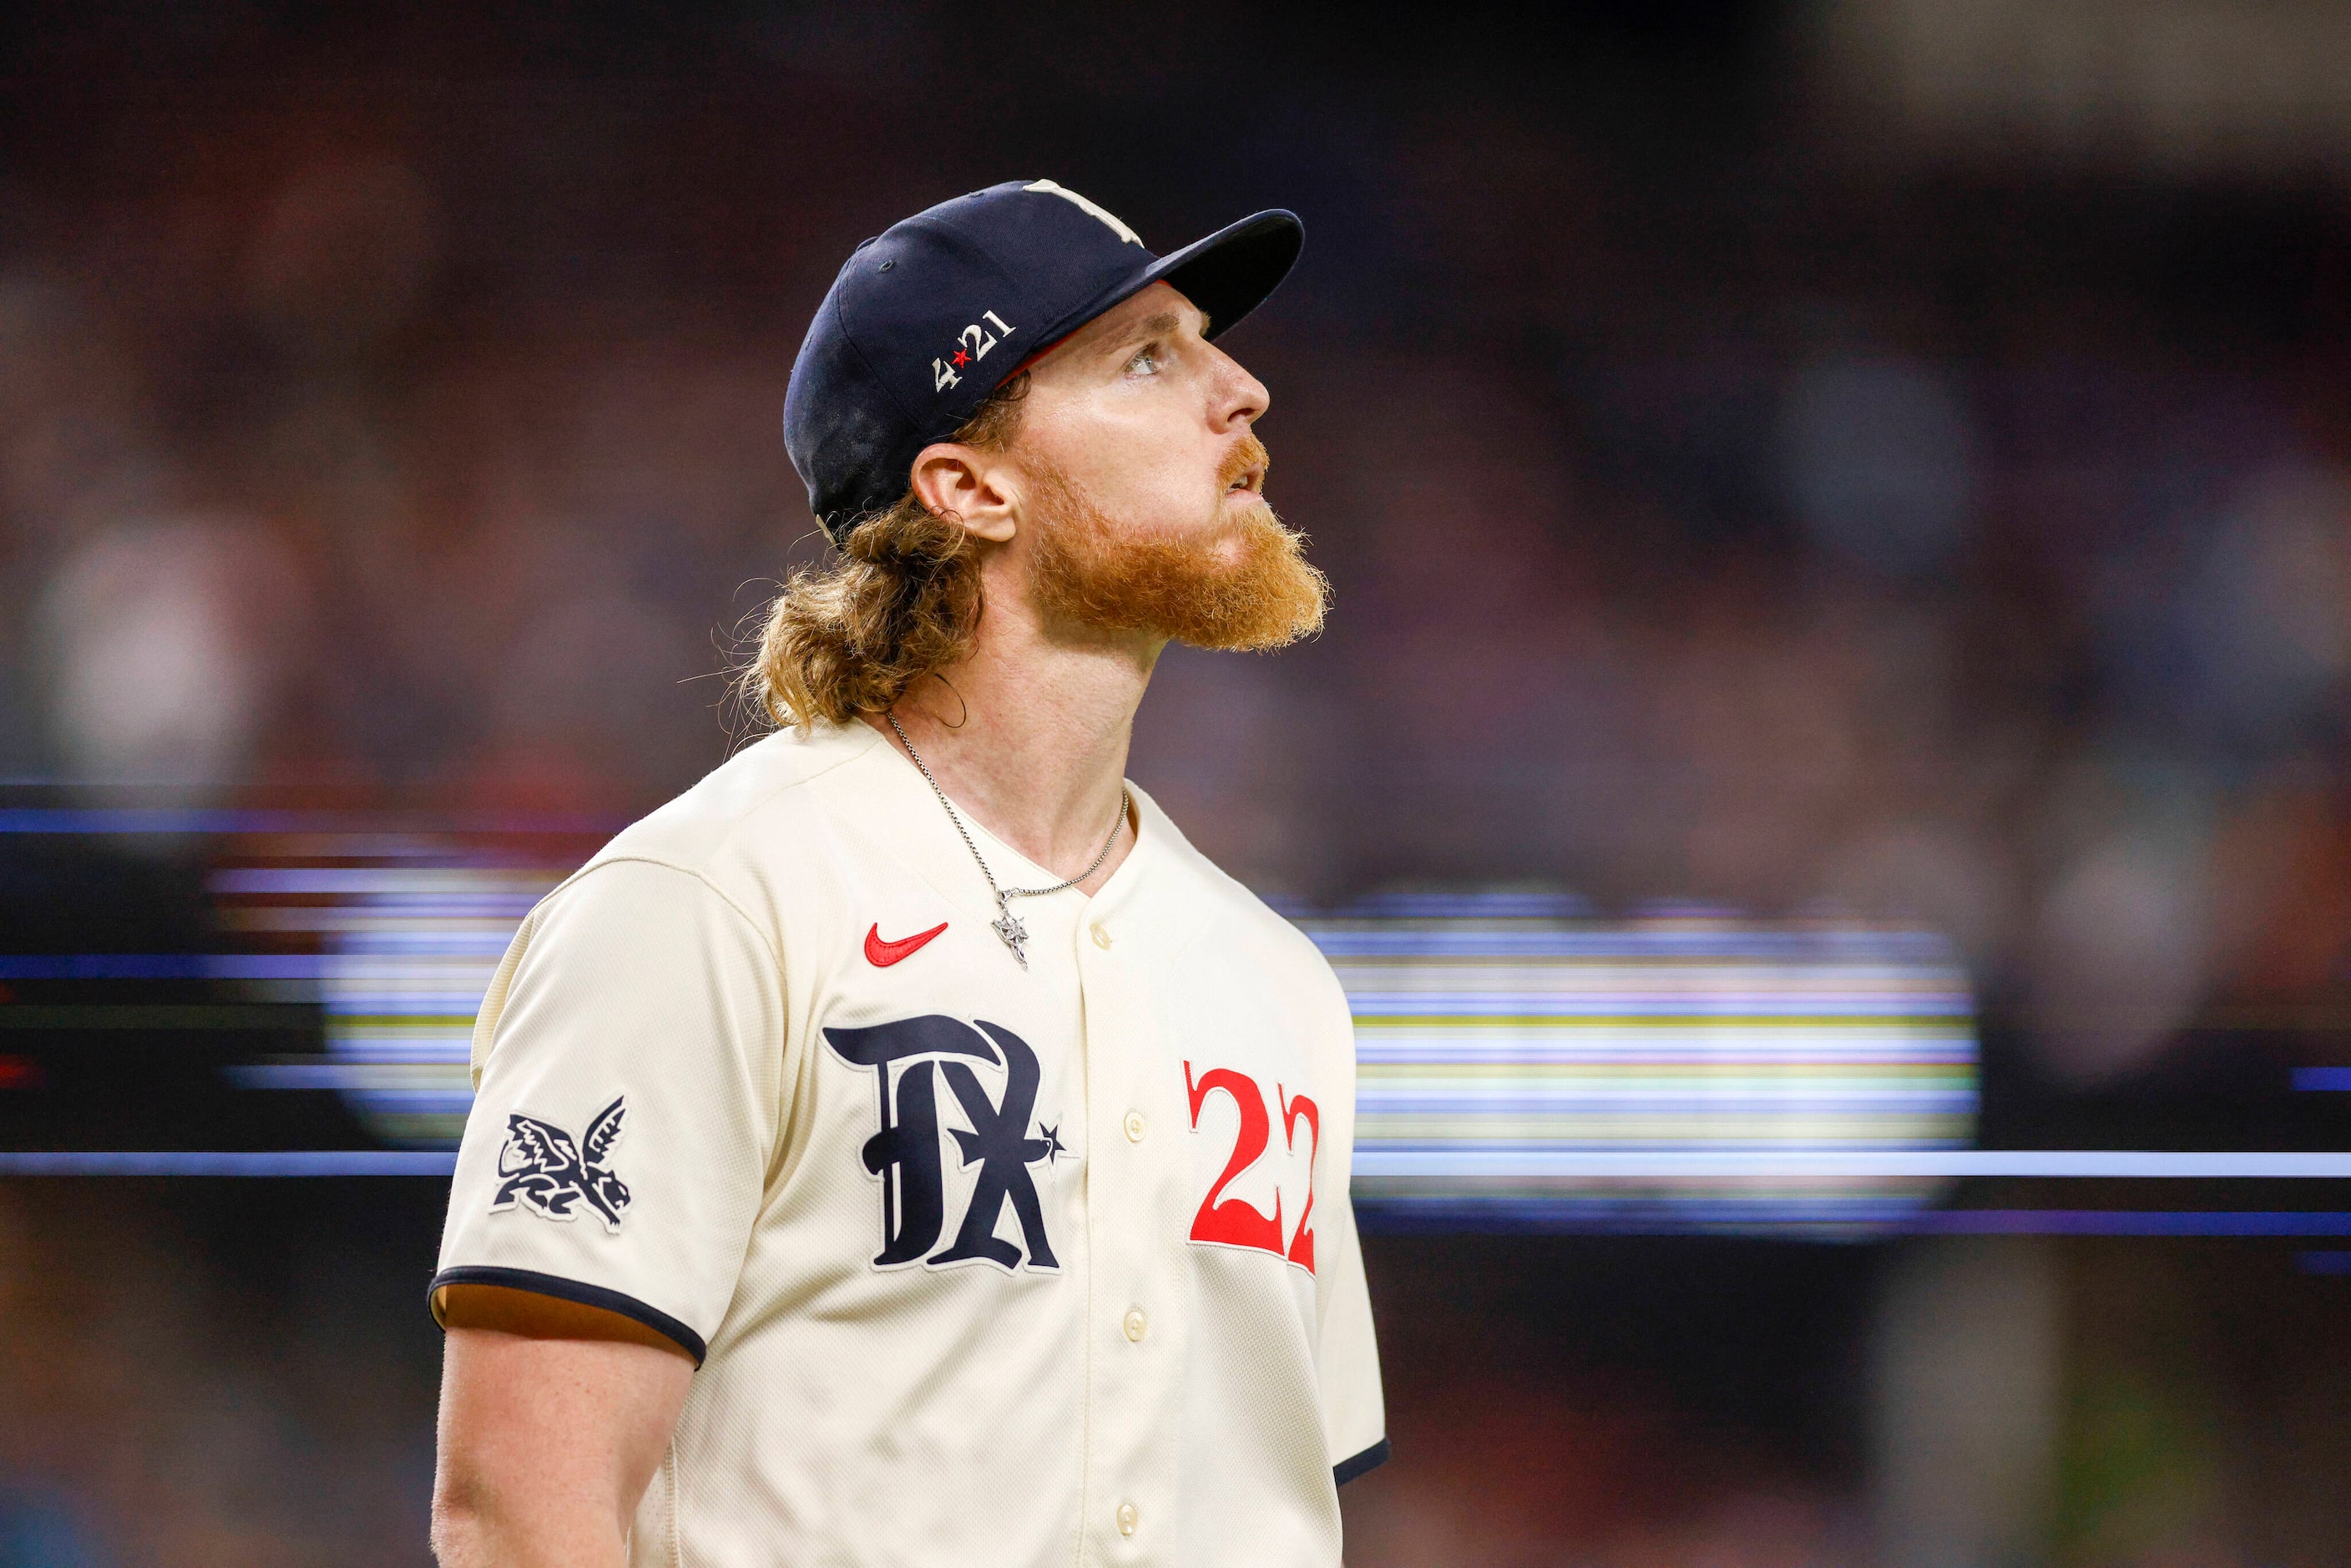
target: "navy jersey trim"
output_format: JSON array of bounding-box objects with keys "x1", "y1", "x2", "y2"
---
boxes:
[
  {"x1": 1334, "y1": 1436, "x2": 1391, "y2": 1486},
  {"x1": 429, "y1": 1265, "x2": 708, "y2": 1366}
]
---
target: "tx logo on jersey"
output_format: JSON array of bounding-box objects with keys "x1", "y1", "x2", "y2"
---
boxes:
[
  {"x1": 490, "y1": 1095, "x2": 631, "y2": 1233},
  {"x1": 824, "y1": 1015, "x2": 1060, "y2": 1273}
]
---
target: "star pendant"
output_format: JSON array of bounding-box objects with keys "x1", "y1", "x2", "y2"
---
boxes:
[{"x1": 991, "y1": 904, "x2": 1030, "y2": 969}]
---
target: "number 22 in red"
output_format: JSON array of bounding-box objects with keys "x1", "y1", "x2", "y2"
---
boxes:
[{"x1": 1182, "y1": 1061, "x2": 1319, "y2": 1273}]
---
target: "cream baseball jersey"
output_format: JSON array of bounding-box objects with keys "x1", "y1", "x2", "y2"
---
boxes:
[{"x1": 432, "y1": 719, "x2": 1386, "y2": 1566}]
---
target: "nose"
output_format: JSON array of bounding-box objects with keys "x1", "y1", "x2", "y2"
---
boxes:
[{"x1": 1207, "y1": 342, "x2": 1270, "y2": 432}]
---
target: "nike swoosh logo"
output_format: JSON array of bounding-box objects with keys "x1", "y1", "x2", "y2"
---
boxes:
[{"x1": 864, "y1": 921, "x2": 948, "y2": 967}]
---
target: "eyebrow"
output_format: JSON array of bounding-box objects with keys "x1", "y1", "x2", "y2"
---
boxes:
[{"x1": 1101, "y1": 309, "x2": 1196, "y2": 356}]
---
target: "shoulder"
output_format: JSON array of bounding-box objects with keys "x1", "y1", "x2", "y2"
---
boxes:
[
  {"x1": 533, "y1": 721, "x2": 890, "y2": 936},
  {"x1": 600, "y1": 721, "x2": 887, "y2": 870}
]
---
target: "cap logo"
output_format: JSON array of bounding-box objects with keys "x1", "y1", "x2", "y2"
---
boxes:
[
  {"x1": 932, "y1": 309, "x2": 1017, "y2": 393},
  {"x1": 1024, "y1": 179, "x2": 1144, "y2": 248}
]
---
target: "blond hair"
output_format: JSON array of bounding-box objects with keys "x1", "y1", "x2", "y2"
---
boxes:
[{"x1": 746, "y1": 374, "x2": 1029, "y2": 729}]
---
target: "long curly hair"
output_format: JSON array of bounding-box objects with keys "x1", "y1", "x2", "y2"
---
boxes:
[{"x1": 746, "y1": 373, "x2": 1029, "y2": 730}]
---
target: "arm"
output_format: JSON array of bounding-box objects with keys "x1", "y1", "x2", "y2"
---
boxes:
[
  {"x1": 429, "y1": 861, "x2": 785, "y2": 1561},
  {"x1": 432, "y1": 1287, "x2": 695, "y2": 1568}
]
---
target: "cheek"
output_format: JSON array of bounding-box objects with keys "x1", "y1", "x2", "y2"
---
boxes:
[
  {"x1": 1025, "y1": 395, "x2": 1216, "y2": 524},
  {"x1": 1145, "y1": 453, "x2": 1223, "y2": 525},
  {"x1": 1074, "y1": 442, "x2": 1213, "y2": 529}
]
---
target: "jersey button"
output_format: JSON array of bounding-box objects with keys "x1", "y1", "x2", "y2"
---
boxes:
[
  {"x1": 1090, "y1": 923, "x2": 1113, "y2": 949},
  {"x1": 1123, "y1": 1110, "x2": 1146, "y2": 1143},
  {"x1": 1115, "y1": 1501, "x2": 1139, "y2": 1537},
  {"x1": 1123, "y1": 1307, "x2": 1148, "y2": 1342}
]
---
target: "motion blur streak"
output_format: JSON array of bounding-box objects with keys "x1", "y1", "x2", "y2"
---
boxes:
[
  {"x1": 1297, "y1": 893, "x2": 1979, "y2": 1234},
  {"x1": 212, "y1": 851, "x2": 569, "y2": 1145},
  {"x1": 209, "y1": 858, "x2": 1985, "y2": 1219}
]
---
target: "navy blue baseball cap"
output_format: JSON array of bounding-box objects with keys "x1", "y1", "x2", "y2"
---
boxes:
[{"x1": 785, "y1": 180, "x2": 1303, "y2": 539}]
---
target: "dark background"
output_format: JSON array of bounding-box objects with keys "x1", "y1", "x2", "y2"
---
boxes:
[{"x1": 6, "y1": 2, "x2": 2351, "y2": 1561}]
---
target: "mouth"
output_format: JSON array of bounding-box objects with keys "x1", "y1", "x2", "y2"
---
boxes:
[{"x1": 1218, "y1": 434, "x2": 1272, "y2": 504}]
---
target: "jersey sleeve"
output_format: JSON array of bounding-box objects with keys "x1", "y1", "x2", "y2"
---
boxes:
[
  {"x1": 432, "y1": 857, "x2": 785, "y2": 1363},
  {"x1": 1314, "y1": 989, "x2": 1388, "y2": 1485}
]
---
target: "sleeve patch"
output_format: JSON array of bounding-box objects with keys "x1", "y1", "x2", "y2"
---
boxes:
[{"x1": 489, "y1": 1095, "x2": 632, "y2": 1232}]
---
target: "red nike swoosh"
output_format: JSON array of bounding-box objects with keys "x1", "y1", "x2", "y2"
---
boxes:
[{"x1": 865, "y1": 921, "x2": 948, "y2": 967}]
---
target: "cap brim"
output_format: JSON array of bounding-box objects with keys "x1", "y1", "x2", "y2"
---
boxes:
[
  {"x1": 1145, "y1": 209, "x2": 1303, "y2": 341},
  {"x1": 1033, "y1": 209, "x2": 1303, "y2": 368}
]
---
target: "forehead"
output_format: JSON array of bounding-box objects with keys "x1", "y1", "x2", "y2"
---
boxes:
[{"x1": 1049, "y1": 281, "x2": 1205, "y2": 361}]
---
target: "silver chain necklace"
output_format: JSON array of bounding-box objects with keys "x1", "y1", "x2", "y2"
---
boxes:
[{"x1": 886, "y1": 711, "x2": 1130, "y2": 970}]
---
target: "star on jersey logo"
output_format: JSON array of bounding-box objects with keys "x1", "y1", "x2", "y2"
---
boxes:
[
  {"x1": 490, "y1": 1095, "x2": 631, "y2": 1233},
  {"x1": 1038, "y1": 1124, "x2": 1067, "y2": 1164}
]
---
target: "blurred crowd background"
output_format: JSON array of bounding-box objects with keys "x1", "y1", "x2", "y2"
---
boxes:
[{"x1": 5, "y1": 2, "x2": 2351, "y2": 1563}]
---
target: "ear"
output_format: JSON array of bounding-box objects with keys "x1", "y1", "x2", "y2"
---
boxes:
[{"x1": 908, "y1": 443, "x2": 1020, "y2": 543}]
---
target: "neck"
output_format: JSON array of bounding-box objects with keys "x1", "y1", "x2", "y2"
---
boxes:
[{"x1": 867, "y1": 569, "x2": 1157, "y2": 893}]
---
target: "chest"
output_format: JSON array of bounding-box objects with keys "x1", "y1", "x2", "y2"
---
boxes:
[{"x1": 780, "y1": 905, "x2": 1334, "y2": 1287}]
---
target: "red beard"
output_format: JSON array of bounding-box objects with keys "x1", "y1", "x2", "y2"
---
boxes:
[{"x1": 1026, "y1": 435, "x2": 1329, "y2": 650}]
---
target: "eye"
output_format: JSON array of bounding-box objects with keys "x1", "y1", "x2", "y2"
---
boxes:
[{"x1": 1125, "y1": 343, "x2": 1164, "y2": 376}]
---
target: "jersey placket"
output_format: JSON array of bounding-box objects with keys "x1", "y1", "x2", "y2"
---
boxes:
[{"x1": 1072, "y1": 864, "x2": 1188, "y2": 1564}]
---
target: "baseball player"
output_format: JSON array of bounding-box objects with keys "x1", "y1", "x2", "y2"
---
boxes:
[{"x1": 427, "y1": 179, "x2": 1385, "y2": 1567}]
